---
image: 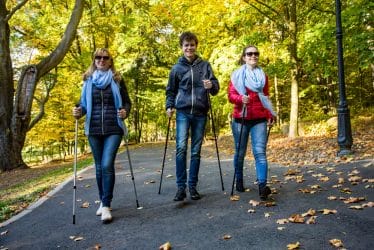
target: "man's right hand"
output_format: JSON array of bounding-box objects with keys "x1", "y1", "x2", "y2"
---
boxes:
[{"x1": 166, "y1": 108, "x2": 174, "y2": 118}]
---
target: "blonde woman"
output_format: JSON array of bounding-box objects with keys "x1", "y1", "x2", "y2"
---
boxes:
[{"x1": 73, "y1": 48, "x2": 131, "y2": 223}]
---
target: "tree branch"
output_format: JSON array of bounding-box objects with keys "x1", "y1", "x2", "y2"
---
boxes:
[
  {"x1": 36, "y1": 0, "x2": 85, "y2": 78},
  {"x1": 5, "y1": 0, "x2": 29, "y2": 22},
  {"x1": 243, "y1": 0, "x2": 287, "y2": 28}
]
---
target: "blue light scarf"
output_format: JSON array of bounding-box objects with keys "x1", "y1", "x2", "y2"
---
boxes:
[
  {"x1": 80, "y1": 70, "x2": 126, "y2": 135},
  {"x1": 231, "y1": 64, "x2": 276, "y2": 116}
]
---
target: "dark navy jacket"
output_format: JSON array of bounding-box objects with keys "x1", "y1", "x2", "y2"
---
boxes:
[
  {"x1": 166, "y1": 56, "x2": 219, "y2": 115},
  {"x1": 89, "y1": 79, "x2": 131, "y2": 136}
]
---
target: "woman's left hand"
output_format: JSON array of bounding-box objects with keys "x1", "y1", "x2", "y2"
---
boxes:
[
  {"x1": 118, "y1": 108, "x2": 127, "y2": 119},
  {"x1": 268, "y1": 116, "x2": 276, "y2": 126},
  {"x1": 203, "y1": 79, "x2": 212, "y2": 89}
]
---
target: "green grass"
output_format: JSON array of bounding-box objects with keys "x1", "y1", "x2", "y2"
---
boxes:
[{"x1": 0, "y1": 158, "x2": 93, "y2": 223}]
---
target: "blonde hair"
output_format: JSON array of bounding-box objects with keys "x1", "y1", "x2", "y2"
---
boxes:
[{"x1": 83, "y1": 48, "x2": 121, "y2": 82}]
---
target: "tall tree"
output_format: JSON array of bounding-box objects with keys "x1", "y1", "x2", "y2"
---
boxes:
[
  {"x1": 243, "y1": 0, "x2": 301, "y2": 137},
  {"x1": 0, "y1": 0, "x2": 84, "y2": 171}
]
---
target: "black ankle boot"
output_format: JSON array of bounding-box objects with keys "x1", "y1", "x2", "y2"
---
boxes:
[
  {"x1": 173, "y1": 187, "x2": 186, "y2": 201},
  {"x1": 259, "y1": 183, "x2": 271, "y2": 200},
  {"x1": 236, "y1": 179, "x2": 245, "y2": 192}
]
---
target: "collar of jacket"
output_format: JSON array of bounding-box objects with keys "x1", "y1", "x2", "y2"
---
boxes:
[{"x1": 178, "y1": 55, "x2": 202, "y2": 66}]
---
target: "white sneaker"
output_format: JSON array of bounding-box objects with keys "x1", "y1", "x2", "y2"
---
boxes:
[
  {"x1": 101, "y1": 207, "x2": 112, "y2": 223},
  {"x1": 96, "y1": 203, "x2": 103, "y2": 216}
]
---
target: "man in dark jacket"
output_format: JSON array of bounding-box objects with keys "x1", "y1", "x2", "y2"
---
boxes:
[{"x1": 166, "y1": 31, "x2": 220, "y2": 201}]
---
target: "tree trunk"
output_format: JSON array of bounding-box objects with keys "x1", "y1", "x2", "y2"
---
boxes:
[
  {"x1": 0, "y1": 0, "x2": 84, "y2": 171},
  {"x1": 288, "y1": 0, "x2": 299, "y2": 138},
  {"x1": 0, "y1": 0, "x2": 17, "y2": 170}
]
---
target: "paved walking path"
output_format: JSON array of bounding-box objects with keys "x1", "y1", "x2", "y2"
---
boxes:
[{"x1": 0, "y1": 142, "x2": 373, "y2": 249}]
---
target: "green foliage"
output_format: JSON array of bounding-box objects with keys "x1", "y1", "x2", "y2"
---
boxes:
[{"x1": 7, "y1": 0, "x2": 372, "y2": 162}]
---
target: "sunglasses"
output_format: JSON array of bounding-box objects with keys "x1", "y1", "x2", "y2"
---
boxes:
[
  {"x1": 245, "y1": 52, "x2": 260, "y2": 57},
  {"x1": 95, "y1": 55, "x2": 110, "y2": 61}
]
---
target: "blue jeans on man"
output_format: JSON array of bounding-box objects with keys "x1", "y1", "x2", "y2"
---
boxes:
[
  {"x1": 88, "y1": 134, "x2": 122, "y2": 207},
  {"x1": 231, "y1": 119, "x2": 268, "y2": 185},
  {"x1": 175, "y1": 111, "x2": 207, "y2": 191}
]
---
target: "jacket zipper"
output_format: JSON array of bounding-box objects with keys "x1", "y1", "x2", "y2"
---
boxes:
[
  {"x1": 101, "y1": 90, "x2": 104, "y2": 135},
  {"x1": 190, "y1": 66, "x2": 194, "y2": 114}
]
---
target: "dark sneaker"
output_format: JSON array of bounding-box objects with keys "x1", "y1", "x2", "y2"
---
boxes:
[
  {"x1": 236, "y1": 180, "x2": 245, "y2": 192},
  {"x1": 173, "y1": 188, "x2": 186, "y2": 201},
  {"x1": 189, "y1": 187, "x2": 201, "y2": 200},
  {"x1": 259, "y1": 184, "x2": 271, "y2": 200}
]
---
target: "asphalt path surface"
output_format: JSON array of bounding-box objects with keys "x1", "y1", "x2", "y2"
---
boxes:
[{"x1": 0, "y1": 142, "x2": 373, "y2": 250}]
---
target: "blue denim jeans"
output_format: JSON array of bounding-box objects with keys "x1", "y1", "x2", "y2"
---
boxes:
[
  {"x1": 88, "y1": 134, "x2": 122, "y2": 207},
  {"x1": 175, "y1": 111, "x2": 207, "y2": 189},
  {"x1": 231, "y1": 119, "x2": 268, "y2": 185}
]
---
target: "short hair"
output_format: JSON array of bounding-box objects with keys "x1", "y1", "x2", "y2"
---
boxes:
[{"x1": 179, "y1": 31, "x2": 198, "y2": 47}]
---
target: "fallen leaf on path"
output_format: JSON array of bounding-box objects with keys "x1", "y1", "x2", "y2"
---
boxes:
[
  {"x1": 302, "y1": 209, "x2": 316, "y2": 217},
  {"x1": 249, "y1": 200, "x2": 260, "y2": 206},
  {"x1": 276, "y1": 219, "x2": 289, "y2": 224},
  {"x1": 362, "y1": 202, "x2": 374, "y2": 207},
  {"x1": 1, "y1": 230, "x2": 9, "y2": 236},
  {"x1": 349, "y1": 205, "x2": 363, "y2": 210},
  {"x1": 319, "y1": 176, "x2": 330, "y2": 182},
  {"x1": 338, "y1": 178, "x2": 345, "y2": 184},
  {"x1": 159, "y1": 241, "x2": 172, "y2": 250},
  {"x1": 284, "y1": 169, "x2": 300, "y2": 176},
  {"x1": 299, "y1": 188, "x2": 313, "y2": 194},
  {"x1": 277, "y1": 226, "x2": 286, "y2": 231},
  {"x1": 327, "y1": 196, "x2": 337, "y2": 200},
  {"x1": 319, "y1": 209, "x2": 337, "y2": 215},
  {"x1": 287, "y1": 241, "x2": 300, "y2": 249},
  {"x1": 93, "y1": 243, "x2": 101, "y2": 249},
  {"x1": 70, "y1": 236, "x2": 84, "y2": 241},
  {"x1": 288, "y1": 214, "x2": 304, "y2": 223},
  {"x1": 332, "y1": 184, "x2": 343, "y2": 188},
  {"x1": 81, "y1": 202, "x2": 90, "y2": 208},
  {"x1": 85, "y1": 184, "x2": 91, "y2": 188},
  {"x1": 264, "y1": 212, "x2": 271, "y2": 218},
  {"x1": 340, "y1": 188, "x2": 352, "y2": 194},
  {"x1": 222, "y1": 234, "x2": 232, "y2": 240},
  {"x1": 348, "y1": 169, "x2": 360, "y2": 176},
  {"x1": 248, "y1": 209, "x2": 255, "y2": 213},
  {"x1": 363, "y1": 178, "x2": 374, "y2": 183},
  {"x1": 348, "y1": 176, "x2": 362, "y2": 183},
  {"x1": 296, "y1": 175, "x2": 305, "y2": 183},
  {"x1": 343, "y1": 197, "x2": 365, "y2": 204},
  {"x1": 312, "y1": 173, "x2": 325, "y2": 178},
  {"x1": 329, "y1": 239, "x2": 344, "y2": 248},
  {"x1": 306, "y1": 216, "x2": 317, "y2": 224},
  {"x1": 230, "y1": 195, "x2": 240, "y2": 201},
  {"x1": 264, "y1": 201, "x2": 277, "y2": 207},
  {"x1": 205, "y1": 212, "x2": 214, "y2": 219},
  {"x1": 166, "y1": 174, "x2": 173, "y2": 178}
]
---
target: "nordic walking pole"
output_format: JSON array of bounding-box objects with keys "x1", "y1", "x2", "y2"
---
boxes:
[
  {"x1": 72, "y1": 105, "x2": 79, "y2": 224},
  {"x1": 158, "y1": 117, "x2": 171, "y2": 194},
  {"x1": 266, "y1": 123, "x2": 273, "y2": 182},
  {"x1": 206, "y1": 91, "x2": 224, "y2": 191},
  {"x1": 230, "y1": 104, "x2": 247, "y2": 196},
  {"x1": 124, "y1": 131, "x2": 140, "y2": 208}
]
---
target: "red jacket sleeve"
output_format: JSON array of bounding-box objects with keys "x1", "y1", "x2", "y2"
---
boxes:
[{"x1": 227, "y1": 80, "x2": 243, "y2": 105}]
